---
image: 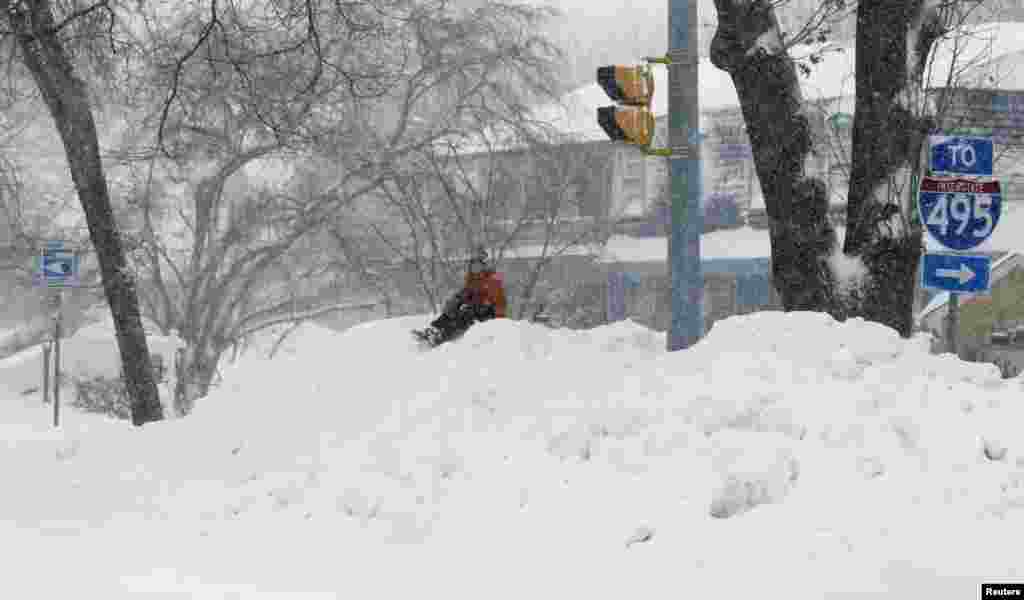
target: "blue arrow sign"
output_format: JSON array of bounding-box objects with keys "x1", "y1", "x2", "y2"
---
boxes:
[
  {"x1": 929, "y1": 135, "x2": 993, "y2": 176},
  {"x1": 922, "y1": 253, "x2": 991, "y2": 293},
  {"x1": 44, "y1": 256, "x2": 72, "y2": 277},
  {"x1": 33, "y1": 243, "x2": 79, "y2": 288},
  {"x1": 917, "y1": 177, "x2": 1001, "y2": 251}
]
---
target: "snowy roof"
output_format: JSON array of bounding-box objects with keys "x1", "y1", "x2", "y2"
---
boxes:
[
  {"x1": 494, "y1": 193, "x2": 1024, "y2": 270},
  {"x1": 925, "y1": 21, "x2": 1024, "y2": 91},
  {"x1": 503, "y1": 198, "x2": 1024, "y2": 267},
  {"x1": 491, "y1": 227, "x2": 778, "y2": 264},
  {"x1": 393, "y1": 226, "x2": 777, "y2": 265},
  {"x1": 599, "y1": 226, "x2": 778, "y2": 264},
  {"x1": 502, "y1": 21, "x2": 1024, "y2": 147}
]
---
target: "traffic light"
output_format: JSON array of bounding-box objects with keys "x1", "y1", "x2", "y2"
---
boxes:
[
  {"x1": 598, "y1": 106, "x2": 655, "y2": 147},
  {"x1": 597, "y1": 65, "x2": 654, "y2": 106},
  {"x1": 597, "y1": 65, "x2": 656, "y2": 150}
]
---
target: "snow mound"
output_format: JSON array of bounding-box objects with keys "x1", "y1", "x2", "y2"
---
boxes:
[
  {"x1": 60, "y1": 316, "x2": 184, "y2": 382},
  {"x1": 1, "y1": 310, "x2": 1023, "y2": 598}
]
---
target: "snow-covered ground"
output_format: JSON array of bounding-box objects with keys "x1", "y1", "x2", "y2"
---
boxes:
[{"x1": 2, "y1": 311, "x2": 1023, "y2": 599}]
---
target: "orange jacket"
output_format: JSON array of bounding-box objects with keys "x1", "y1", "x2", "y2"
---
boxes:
[{"x1": 462, "y1": 270, "x2": 507, "y2": 318}]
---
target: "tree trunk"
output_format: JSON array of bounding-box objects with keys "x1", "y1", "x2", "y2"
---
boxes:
[
  {"x1": 515, "y1": 258, "x2": 551, "y2": 320},
  {"x1": 710, "y1": 0, "x2": 841, "y2": 317},
  {"x1": 842, "y1": 0, "x2": 943, "y2": 336},
  {"x1": 710, "y1": 0, "x2": 944, "y2": 337},
  {"x1": 7, "y1": 1, "x2": 163, "y2": 425},
  {"x1": 173, "y1": 342, "x2": 221, "y2": 417}
]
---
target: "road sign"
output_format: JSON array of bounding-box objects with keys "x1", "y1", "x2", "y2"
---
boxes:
[
  {"x1": 33, "y1": 242, "x2": 79, "y2": 288},
  {"x1": 928, "y1": 135, "x2": 993, "y2": 176},
  {"x1": 921, "y1": 252, "x2": 991, "y2": 293},
  {"x1": 917, "y1": 177, "x2": 1001, "y2": 251}
]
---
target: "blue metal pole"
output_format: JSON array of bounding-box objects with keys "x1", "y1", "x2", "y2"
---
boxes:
[{"x1": 667, "y1": 0, "x2": 703, "y2": 351}]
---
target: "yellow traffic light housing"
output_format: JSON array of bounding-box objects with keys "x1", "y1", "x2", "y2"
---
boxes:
[
  {"x1": 597, "y1": 106, "x2": 656, "y2": 147},
  {"x1": 597, "y1": 65, "x2": 654, "y2": 106},
  {"x1": 596, "y1": 62, "x2": 663, "y2": 152}
]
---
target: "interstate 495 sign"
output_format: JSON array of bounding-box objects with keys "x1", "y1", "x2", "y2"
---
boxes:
[{"x1": 917, "y1": 177, "x2": 1001, "y2": 251}]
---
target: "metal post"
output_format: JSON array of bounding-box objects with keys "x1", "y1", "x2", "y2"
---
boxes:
[
  {"x1": 42, "y1": 341, "x2": 51, "y2": 405},
  {"x1": 52, "y1": 291, "x2": 62, "y2": 428},
  {"x1": 946, "y1": 292, "x2": 959, "y2": 357},
  {"x1": 667, "y1": 0, "x2": 703, "y2": 351}
]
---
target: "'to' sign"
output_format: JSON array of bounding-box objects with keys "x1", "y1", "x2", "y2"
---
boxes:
[
  {"x1": 917, "y1": 177, "x2": 1001, "y2": 250},
  {"x1": 929, "y1": 135, "x2": 993, "y2": 176}
]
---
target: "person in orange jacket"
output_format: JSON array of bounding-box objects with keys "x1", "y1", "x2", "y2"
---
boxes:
[{"x1": 414, "y1": 247, "x2": 506, "y2": 347}]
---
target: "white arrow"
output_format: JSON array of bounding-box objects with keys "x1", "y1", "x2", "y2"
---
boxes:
[
  {"x1": 936, "y1": 263, "x2": 976, "y2": 285},
  {"x1": 44, "y1": 258, "x2": 70, "y2": 274}
]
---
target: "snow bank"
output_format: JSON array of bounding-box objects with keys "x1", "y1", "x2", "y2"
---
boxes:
[{"x1": 1, "y1": 311, "x2": 1022, "y2": 599}]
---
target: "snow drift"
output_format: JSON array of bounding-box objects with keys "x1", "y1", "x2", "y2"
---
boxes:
[{"x1": 1, "y1": 310, "x2": 1022, "y2": 599}]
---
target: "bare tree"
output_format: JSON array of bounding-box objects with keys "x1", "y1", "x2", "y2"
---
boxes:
[
  {"x1": 805, "y1": 7, "x2": 1018, "y2": 209},
  {"x1": 709, "y1": 0, "x2": 994, "y2": 337},
  {"x1": 488, "y1": 141, "x2": 614, "y2": 320},
  {"x1": 349, "y1": 128, "x2": 617, "y2": 320},
  {"x1": 98, "y1": 0, "x2": 563, "y2": 415},
  {"x1": 1, "y1": 0, "x2": 163, "y2": 425}
]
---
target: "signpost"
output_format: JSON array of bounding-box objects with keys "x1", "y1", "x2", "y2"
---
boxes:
[
  {"x1": 33, "y1": 241, "x2": 79, "y2": 428},
  {"x1": 919, "y1": 135, "x2": 999, "y2": 356}
]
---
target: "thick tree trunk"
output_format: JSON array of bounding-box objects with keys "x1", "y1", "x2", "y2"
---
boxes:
[
  {"x1": 711, "y1": 0, "x2": 944, "y2": 337},
  {"x1": 843, "y1": 0, "x2": 943, "y2": 336},
  {"x1": 710, "y1": 0, "x2": 841, "y2": 316},
  {"x1": 8, "y1": 1, "x2": 163, "y2": 425}
]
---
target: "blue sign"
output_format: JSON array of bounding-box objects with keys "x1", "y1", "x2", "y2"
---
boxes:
[
  {"x1": 929, "y1": 135, "x2": 993, "y2": 176},
  {"x1": 921, "y1": 253, "x2": 991, "y2": 293},
  {"x1": 33, "y1": 242, "x2": 79, "y2": 288},
  {"x1": 917, "y1": 177, "x2": 1001, "y2": 251}
]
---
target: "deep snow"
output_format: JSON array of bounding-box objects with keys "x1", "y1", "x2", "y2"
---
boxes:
[{"x1": 1, "y1": 311, "x2": 1023, "y2": 599}]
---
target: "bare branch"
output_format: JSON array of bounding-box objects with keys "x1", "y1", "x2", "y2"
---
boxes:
[
  {"x1": 235, "y1": 300, "x2": 381, "y2": 342},
  {"x1": 155, "y1": 0, "x2": 222, "y2": 157},
  {"x1": 52, "y1": 0, "x2": 110, "y2": 33}
]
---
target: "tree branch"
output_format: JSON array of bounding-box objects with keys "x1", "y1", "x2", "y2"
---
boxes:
[
  {"x1": 235, "y1": 300, "x2": 381, "y2": 342},
  {"x1": 52, "y1": 0, "x2": 110, "y2": 33}
]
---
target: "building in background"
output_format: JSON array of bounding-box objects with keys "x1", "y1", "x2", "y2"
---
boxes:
[{"x1": 444, "y1": 21, "x2": 1024, "y2": 332}]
